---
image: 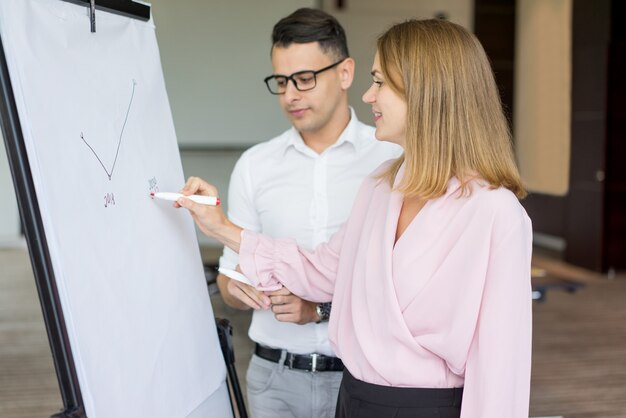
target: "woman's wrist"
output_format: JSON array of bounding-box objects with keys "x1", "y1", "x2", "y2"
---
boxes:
[{"x1": 212, "y1": 219, "x2": 243, "y2": 253}]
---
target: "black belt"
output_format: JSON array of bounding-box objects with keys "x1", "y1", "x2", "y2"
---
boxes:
[{"x1": 255, "y1": 344, "x2": 344, "y2": 372}]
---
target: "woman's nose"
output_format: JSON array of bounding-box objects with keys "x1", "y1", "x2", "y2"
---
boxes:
[{"x1": 362, "y1": 83, "x2": 376, "y2": 104}]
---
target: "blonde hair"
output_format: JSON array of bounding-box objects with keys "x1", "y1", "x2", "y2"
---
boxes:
[{"x1": 377, "y1": 19, "x2": 526, "y2": 199}]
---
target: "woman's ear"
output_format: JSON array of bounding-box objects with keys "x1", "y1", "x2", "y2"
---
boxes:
[{"x1": 338, "y1": 57, "x2": 355, "y2": 90}]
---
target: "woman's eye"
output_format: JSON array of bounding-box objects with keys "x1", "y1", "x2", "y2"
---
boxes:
[{"x1": 373, "y1": 80, "x2": 383, "y2": 86}]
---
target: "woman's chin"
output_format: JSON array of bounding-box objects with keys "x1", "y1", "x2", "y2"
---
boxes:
[{"x1": 374, "y1": 131, "x2": 403, "y2": 147}]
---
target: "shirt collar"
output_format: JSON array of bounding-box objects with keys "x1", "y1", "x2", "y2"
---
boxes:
[{"x1": 281, "y1": 107, "x2": 364, "y2": 159}]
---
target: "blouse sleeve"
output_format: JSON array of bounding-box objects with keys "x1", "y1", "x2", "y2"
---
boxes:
[
  {"x1": 461, "y1": 216, "x2": 533, "y2": 418},
  {"x1": 238, "y1": 224, "x2": 347, "y2": 303}
]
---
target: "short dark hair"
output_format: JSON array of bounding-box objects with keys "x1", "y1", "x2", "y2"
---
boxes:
[{"x1": 271, "y1": 8, "x2": 349, "y2": 60}]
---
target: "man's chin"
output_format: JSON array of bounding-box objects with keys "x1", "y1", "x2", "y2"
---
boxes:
[{"x1": 291, "y1": 119, "x2": 316, "y2": 133}]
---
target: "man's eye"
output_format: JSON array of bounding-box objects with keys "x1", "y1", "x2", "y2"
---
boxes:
[
  {"x1": 276, "y1": 78, "x2": 287, "y2": 87},
  {"x1": 296, "y1": 75, "x2": 314, "y2": 84}
]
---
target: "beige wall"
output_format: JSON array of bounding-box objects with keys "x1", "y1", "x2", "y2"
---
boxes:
[
  {"x1": 514, "y1": 0, "x2": 572, "y2": 196},
  {"x1": 152, "y1": 0, "x2": 314, "y2": 245},
  {"x1": 153, "y1": 0, "x2": 472, "y2": 147},
  {"x1": 0, "y1": 1, "x2": 582, "y2": 249},
  {"x1": 151, "y1": 0, "x2": 313, "y2": 148},
  {"x1": 321, "y1": 0, "x2": 473, "y2": 122},
  {"x1": 0, "y1": 1, "x2": 483, "y2": 248}
]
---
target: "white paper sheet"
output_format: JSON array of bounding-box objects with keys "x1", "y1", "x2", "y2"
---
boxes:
[{"x1": 0, "y1": 1, "x2": 229, "y2": 416}]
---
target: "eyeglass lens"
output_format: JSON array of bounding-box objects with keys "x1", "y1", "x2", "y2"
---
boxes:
[{"x1": 267, "y1": 72, "x2": 316, "y2": 94}]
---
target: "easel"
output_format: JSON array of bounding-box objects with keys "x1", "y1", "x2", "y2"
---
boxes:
[
  {"x1": 0, "y1": 29, "x2": 85, "y2": 418},
  {"x1": 0, "y1": 1, "x2": 246, "y2": 416},
  {"x1": 208, "y1": 263, "x2": 248, "y2": 418}
]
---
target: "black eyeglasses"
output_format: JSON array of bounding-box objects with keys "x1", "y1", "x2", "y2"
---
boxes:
[{"x1": 263, "y1": 58, "x2": 347, "y2": 95}]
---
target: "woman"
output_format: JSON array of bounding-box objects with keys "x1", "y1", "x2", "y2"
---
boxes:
[{"x1": 178, "y1": 19, "x2": 532, "y2": 418}]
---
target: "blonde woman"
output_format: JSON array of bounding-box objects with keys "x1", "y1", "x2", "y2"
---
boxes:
[{"x1": 178, "y1": 19, "x2": 532, "y2": 418}]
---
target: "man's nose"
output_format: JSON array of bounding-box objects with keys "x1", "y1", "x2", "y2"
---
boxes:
[{"x1": 283, "y1": 79, "x2": 302, "y2": 101}]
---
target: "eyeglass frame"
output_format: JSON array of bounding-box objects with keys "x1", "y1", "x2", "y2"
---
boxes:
[{"x1": 263, "y1": 58, "x2": 347, "y2": 95}]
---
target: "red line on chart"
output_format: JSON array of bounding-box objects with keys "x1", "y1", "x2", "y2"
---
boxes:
[{"x1": 80, "y1": 79, "x2": 137, "y2": 180}]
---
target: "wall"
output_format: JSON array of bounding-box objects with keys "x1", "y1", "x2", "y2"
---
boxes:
[
  {"x1": 1, "y1": 1, "x2": 474, "y2": 249},
  {"x1": 151, "y1": 0, "x2": 312, "y2": 148},
  {"x1": 152, "y1": 0, "x2": 471, "y2": 248},
  {"x1": 514, "y1": 0, "x2": 572, "y2": 196},
  {"x1": 0, "y1": 1, "x2": 314, "y2": 249},
  {"x1": 151, "y1": 0, "x2": 314, "y2": 247},
  {"x1": 320, "y1": 0, "x2": 473, "y2": 123}
]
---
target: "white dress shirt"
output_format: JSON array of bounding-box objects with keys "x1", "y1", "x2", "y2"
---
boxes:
[{"x1": 219, "y1": 109, "x2": 401, "y2": 356}]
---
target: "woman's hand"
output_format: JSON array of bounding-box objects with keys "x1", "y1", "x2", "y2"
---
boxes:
[
  {"x1": 175, "y1": 176, "x2": 242, "y2": 252},
  {"x1": 267, "y1": 287, "x2": 320, "y2": 325}
]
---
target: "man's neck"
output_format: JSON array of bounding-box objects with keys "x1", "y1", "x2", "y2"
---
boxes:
[{"x1": 300, "y1": 106, "x2": 351, "y2": 154}]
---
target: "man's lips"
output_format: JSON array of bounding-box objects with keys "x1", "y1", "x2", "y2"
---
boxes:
[{"x1": 288, "y1": 108, "x2": 308, "y2": 117}]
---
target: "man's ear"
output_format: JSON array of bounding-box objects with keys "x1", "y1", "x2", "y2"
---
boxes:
[{"x1": 338, "y1": 57, "x2": 355, "y2": 90}]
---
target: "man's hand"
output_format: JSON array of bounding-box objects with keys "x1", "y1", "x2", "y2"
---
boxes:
[
  {"x1": 267, "y1": 287, "x2": 320, "y2": 325},
  {"x1": 216, "y1": 273, "x2": 271, "y2": 311}
]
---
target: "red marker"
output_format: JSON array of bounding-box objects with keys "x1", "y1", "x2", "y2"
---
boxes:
[{"x1": 150, "y1": 192, "x2": 220, "y2": 206}]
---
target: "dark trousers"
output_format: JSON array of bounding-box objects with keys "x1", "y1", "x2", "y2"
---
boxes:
[{"x1": 335, "y1": 369, "x2": 463, "y2": 418}]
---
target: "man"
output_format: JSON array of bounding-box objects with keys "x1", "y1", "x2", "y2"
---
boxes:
[{"x1": 216, "y1": 8, "x2": 401, "y2": 418}]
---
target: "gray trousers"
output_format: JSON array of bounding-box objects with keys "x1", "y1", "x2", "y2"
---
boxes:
[{"x1": 246, "y1": 353, "x2": 343, "y2": 418}]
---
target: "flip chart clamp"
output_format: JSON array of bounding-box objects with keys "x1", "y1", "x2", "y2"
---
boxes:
[
  {"x1": 60, "y1": 0, "x2": 151, "y2": 33},
  {"x1": 90, "y1": 0, "x2": 95, "y2": 32}
]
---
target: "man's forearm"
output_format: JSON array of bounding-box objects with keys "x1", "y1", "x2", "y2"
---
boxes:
[{"x1": 216, "y1": 273, "x2": 251, "y2": 310}]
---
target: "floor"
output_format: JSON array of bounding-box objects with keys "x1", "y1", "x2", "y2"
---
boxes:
[{"x1": 1, "y1": 246, "x2": 625, "y2": 417}]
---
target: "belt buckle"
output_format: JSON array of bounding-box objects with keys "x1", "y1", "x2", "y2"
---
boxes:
[
  {"x1": 287, "y1": 354, "x2": 295, "y2": 369},
  {"x1": 310, "y1": 353, "x2": 318, "y2": 373}
]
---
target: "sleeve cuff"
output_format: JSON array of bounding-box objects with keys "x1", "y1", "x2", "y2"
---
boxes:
[{"x1": 239, "y1": 230, "x2": 281, "y2": 289}]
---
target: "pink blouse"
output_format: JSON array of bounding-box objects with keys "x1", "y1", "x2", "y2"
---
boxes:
[{"x1": 239, "y1": 162, "x2": 533, "y2": 418}]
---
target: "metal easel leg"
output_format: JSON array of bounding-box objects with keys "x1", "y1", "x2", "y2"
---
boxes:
[{"x1": 216, "y1": 318, "x2": 248, "y2": 418}]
